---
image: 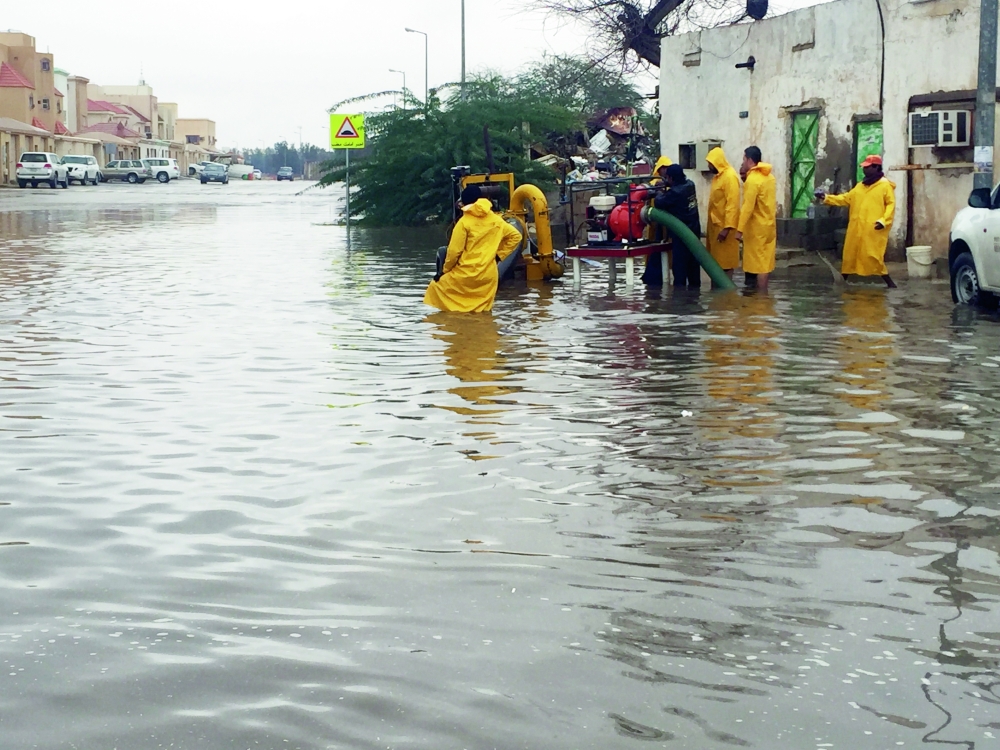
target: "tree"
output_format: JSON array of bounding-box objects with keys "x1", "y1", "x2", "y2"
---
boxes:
[
  {"x1": 515, "y1": 54, "x2": 648, "y2": 114},
  {"x1": 319, "y1": 72, "x2": 588, "y2": 226},
  {"x1": 532, "y1": 0, "x2": 762, "y2": 70},
  {"x1": 240, "y1": 142, "x2": 335, "y2": 176}
]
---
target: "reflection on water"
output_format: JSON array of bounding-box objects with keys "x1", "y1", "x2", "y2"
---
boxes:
[{"x1": 0, "y1": 183, "x2": 998, "y2": 749}]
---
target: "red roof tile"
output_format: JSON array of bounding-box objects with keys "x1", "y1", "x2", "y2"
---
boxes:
[
  {"x1": 54, "y1": 121, "x2": 71, "y2": 135},
  {"x1": 123, "y1": 105, "x2": 150, "y2": 123},
  {"x1": 79, "y1": 121, "x2": 142, "y2": 139},
  {"x1": 31, "y1": 117, "x2": 49, "y2": 131},
  {"x1": 87, "y1": 99, "x2": 129, "y2": 115},
  {"x1": 53, "y1": 88, "x2": 64, "y2": 97},
  {"x1": 0, "y1": 62, "x2": 33, "y2": 88}
]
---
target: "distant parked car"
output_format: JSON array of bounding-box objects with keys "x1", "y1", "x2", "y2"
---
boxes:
[
  {"x1": 100, "y1": 160, "x2": 151, "y2": 184},
  {"x1": 17, "y1": 152, "x2": 69, "y2": 189},
  {"x1": 142, "y1": 158, "x2": 180, "y2": 183},
  {"x1": 61, "y1": 155, "x2": 101, "y2": 185},
  {"x1": 201, "y1": 163, "x2": 229, "y2": 184},
  {"x1": 253, "y1": 169, "x2": 262, "y2": 180},
  {"x1": 188, "y1": 160, "x2": 215, "y2": 177},
  {"x1": 276, "y1": 166, "x2": 294, "y2": 182}
]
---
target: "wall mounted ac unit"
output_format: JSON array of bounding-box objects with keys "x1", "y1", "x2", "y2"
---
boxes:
[{"x1": 908, "y1": 110, "x2": 970, "y2": 148}]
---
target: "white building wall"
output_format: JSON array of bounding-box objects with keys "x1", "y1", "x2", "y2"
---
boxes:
[{"x1": 660, "y1": 0, "x2": 995, "y2": 259}]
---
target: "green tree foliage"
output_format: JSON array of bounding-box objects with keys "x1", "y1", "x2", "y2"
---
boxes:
[
  {"x1": 515, "y1": 54, "x2": 647, "y2": 115},
  {"x1": 320, "y1": 58, "x2": 646, "y2": 227}
]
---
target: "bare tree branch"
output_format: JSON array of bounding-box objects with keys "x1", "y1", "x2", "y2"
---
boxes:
[{"x1": 533, "y1": 0, "x2": 754, "y2": 70}]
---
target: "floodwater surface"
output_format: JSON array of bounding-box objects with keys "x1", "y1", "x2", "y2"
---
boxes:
[{"x1": 0, "y1": 181, "x2": 998, "y2": 749}]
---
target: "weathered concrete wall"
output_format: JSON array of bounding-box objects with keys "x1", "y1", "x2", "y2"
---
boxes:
[
  {"x1": 660, "y1": 0, "x2": 880, "y2": 225},
  {"x1": 660, "y1": 0, "x2": 991, "y2": 261}
]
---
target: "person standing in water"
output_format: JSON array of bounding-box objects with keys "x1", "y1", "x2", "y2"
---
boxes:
[
  {"x1": 736, "y1": 146, "x2": 777, "y2": 292},
  {"x1": 815, "y1": 155, "x2": 897, "y2": 288},
  {"x1": 704, "y1": 147, "x2": 741, "y2": 283},
  {"x1": 423, "y1": 185, "x2": 523, "y2": 313}
]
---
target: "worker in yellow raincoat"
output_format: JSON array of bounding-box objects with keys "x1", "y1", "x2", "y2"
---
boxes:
[
  {"x1": 736, "y1": 146, "x2": 777, "y2": 292},
  {"x1": 650, "y1": 155, "x2": 672, "y2": 185},
  {"x1": 423, "y1": 185, "x2": 523, "y2": 312},
  {"x1": 705, "y1": 147, "x2": 741, "y2": 281},
  {"x1": 816, "y1": 155, "x2": 897, "y2": 288}
]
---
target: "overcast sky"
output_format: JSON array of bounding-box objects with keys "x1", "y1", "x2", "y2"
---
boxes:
[{"x1": 9, "y1": 0, "x2": 822, "y2": 150}]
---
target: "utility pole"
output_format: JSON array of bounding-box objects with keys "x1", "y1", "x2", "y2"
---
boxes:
[
  {"x1": 975, "y1": 0, "x2": 998, "y2": 190},
  {"x1": 405, "y1": 28, "x2": 428, "y2": 111},
  {"x1": 461, "y1": 0, "x2": 466, "y2": 101}
]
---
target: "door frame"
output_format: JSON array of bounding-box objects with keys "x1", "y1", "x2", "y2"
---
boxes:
[{"x1": 789, "y1": 109, "x2": 821, "y2": 219}]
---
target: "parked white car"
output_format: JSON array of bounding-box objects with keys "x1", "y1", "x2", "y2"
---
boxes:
[
  {"x1": 142, "y1": 158, "x2": 180, "y2": 183},
  {"x1": 950, "y1": 184, "x2": 1000, "y2": 306},
  {"x1": 188, "y1": 161, "x2": 216, "y2": 177},
  {"x1": 17, "y1": 152, "x2": 69, "y2": 189},
  {"x1": 61, "y1": 155, "x2": 101, "y2": 185}
]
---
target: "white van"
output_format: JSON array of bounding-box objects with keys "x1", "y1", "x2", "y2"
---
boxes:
[{"x1": 142, "y1": 158, "x2": 180, "y2": 183}]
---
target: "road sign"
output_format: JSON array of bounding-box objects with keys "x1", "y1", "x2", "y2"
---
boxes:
[{"x1": 330, "y1": 113, "x2": 365, "y2": 149}]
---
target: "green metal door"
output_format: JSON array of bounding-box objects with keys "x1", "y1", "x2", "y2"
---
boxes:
[
  {"x1": 855, "y1": 120, "x2": 883, "y2": 184},
  {"x1": 791, "y1": 112, "x2": 819, "y2": 218}
]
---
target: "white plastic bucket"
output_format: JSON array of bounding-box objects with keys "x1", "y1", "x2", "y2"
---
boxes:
[{"x1": 906, "y1": 245, "x2": 933, "y2": 279}]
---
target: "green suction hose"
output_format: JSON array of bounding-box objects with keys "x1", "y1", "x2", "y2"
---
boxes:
[{"x1": 643, "y1": 207, "x2": 737, "y2": 291}]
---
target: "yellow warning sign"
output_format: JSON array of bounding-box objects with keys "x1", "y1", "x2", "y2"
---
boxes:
[{"x1": 330, "y1": 113, "x2": 365, "y2": 149}]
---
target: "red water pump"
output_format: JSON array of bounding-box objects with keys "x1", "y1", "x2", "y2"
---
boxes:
[{"x1": 608, "y1": 185, "x2": 652, "y2": 242}]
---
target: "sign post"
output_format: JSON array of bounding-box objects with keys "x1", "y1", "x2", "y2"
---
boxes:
[{"x1": 329, "y1": 113, "x2": 366, "y2": 247}]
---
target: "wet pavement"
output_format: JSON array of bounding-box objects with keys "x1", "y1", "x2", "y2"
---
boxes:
[{"x1": 0, "y1": 179, "x2": 998, "y2": 749}]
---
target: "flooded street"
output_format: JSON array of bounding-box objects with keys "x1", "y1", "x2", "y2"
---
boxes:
[{"x1": 1, "y1": 180, "x2": 999, "y2": 749}]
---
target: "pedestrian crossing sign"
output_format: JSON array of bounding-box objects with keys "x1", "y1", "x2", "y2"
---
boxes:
[{"x1": 330, "y1": 114, "x2": 365, "y2": 149}]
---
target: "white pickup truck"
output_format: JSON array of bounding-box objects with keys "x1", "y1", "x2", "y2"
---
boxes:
[{"x1": 950, "y1": 184, "x2": 1000, "y2": 305}]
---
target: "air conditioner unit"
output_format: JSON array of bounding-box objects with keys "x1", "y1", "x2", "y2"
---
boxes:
[
  {"x1": 908, "y1": 110, "x2": 970, "y2": 148},
  {"x1": 696, "y1": 140, "x2": 723, "y2": 171}
]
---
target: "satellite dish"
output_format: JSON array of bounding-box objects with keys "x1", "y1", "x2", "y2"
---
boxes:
[{"x1": 747, "y1": 0, "x2": 768, "y2": 20}]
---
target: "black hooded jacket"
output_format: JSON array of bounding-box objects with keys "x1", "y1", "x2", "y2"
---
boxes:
[{"x1": 653, "y1": 179, "x2": 701, "y2": 237}]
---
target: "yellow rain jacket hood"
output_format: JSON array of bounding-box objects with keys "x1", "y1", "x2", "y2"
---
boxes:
[
  {"x1": 705, "y1": 147, "x2": 741, "y2": 270},
  {"x1": 737, "y1": 162, "x2": 777, "y2": 275},
  {"x1": 824, "y1": 177, "x2": 896, "y2": 276},
  {"x1": 651, "y1": 155, "x2": 673, "y2": 185},
  {"x1": 423, "y1": 198, "x2": 523, "y2": 313}
]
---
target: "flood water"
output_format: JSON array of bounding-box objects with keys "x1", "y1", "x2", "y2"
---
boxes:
[{"x1": 1, "y1": 180, "x2": 998, "y2": 749}]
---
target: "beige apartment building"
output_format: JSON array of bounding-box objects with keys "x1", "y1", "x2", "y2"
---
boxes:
[
  {"x1": 0, "y1": 29, "x2": 223, "y2": 182},
  {"x1": 176, "y1": 118, "x2": 216, "y2": 148},
  {"x1": 0, "y1": 32, "x2": 61, "y2": 133}
]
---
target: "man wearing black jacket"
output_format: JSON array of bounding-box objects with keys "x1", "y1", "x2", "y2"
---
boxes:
[{"x1": 642, "y1": 164, "x2": 703, "y2": 288}]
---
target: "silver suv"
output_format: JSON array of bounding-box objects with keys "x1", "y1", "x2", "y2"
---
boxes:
[
  {"x1": 100, "y1": 160, "x2": 151, "y2": 184},
  {"x1": 17, "y1": 152, "x2": 69, "y2": 189}
]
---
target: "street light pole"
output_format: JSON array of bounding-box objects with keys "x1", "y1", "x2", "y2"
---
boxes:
[
  {"x1": 405, "y1": 27, "x2": 428, "y2": 111},
  {"x1": 461, "y1": 0, "x2": 466, "y2": 101},
  {"x1": 389, "y1": 68, "x2": 406, "y2": 108},
  {"x1": 975, "y1": 0, "x2": 998, "y2": 190}
]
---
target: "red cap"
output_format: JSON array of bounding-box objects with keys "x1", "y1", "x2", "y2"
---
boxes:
[{"x1": 861, "y1": 154, "x2": 883, "y2": 168}]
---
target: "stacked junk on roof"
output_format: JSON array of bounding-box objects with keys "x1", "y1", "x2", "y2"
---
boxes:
[{"x1": 529, "y1": 106, "x2": 657, "y2": 183}]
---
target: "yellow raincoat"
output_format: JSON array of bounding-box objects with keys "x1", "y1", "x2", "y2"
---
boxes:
[
  {"x1": 823, "y1": 177, "x2": 896, "y2": 276},
  {"x1": 650, "y1": 155, "x2": 673, "y2": 185},
  {"x1": 705, "y1": 147, "x2": 741, "y2": 270},
  {"x1": 423, "y1": 198, "x2": 522, "y2": 313},
  {"x1": 737, "y1": 162, "x2": 777, "y2": 275}
]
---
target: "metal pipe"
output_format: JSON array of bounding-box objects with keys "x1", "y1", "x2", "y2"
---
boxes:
[
  {"x1": 975, "y1": 0, "x2": 998, "y2": 190},
  {"x1": 510, "y1": 183, "x2": 564, "y2": 278}
]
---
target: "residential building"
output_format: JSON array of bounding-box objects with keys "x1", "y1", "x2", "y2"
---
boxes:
[
  {"x1": 92, "y1": 83, "x2": 160, "y2": 139},
  {"x1": 0, "y1": 32, "x2": 61, "y2": 133},
  {"x1": 658, "y1": 0, "x2": 1000, "y2": 261},
  {"x1": 176, "y1": 118, "x2": 217, "y2": 149}
]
